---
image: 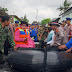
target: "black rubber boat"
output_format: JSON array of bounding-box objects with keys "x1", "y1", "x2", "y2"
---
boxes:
[{"x1": 7, "y1": 46, "x2": 72, "y2": 72}]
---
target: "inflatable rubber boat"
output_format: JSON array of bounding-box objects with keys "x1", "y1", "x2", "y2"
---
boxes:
[{"x1": 7, "y1": 46, "x2": 72, "y2": 72}]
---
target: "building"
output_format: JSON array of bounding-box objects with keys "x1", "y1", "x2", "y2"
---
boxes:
[
  {"x1": 60, "y1": 7, "x2": 72, "y2": 24},
  {"x1": 10, "y1": 15, "x2": 21, "y2": 24}
]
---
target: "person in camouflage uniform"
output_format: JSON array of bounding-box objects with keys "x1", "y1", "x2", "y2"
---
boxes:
[
  {"x1": 40, "y1": 27, "x2": 48, "y2": 48},
  {"x1": 37, "y1": 26, "x2": 44, "y2": 41},
  {"x1": 41, "y1": 27, "x2": 48, "y2": 41},
  {"x1": 0, "y1": 16, "x2": 2, "y2": 23},
  {"x1": 0, "y1": 16, "x2": 17, "y2": 55}
]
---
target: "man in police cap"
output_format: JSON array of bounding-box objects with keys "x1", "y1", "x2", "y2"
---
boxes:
[
  {"x1": 35, "y1": 23, "x2": 39, "y2": 29},
  {"x1": 50, "y1": 22, "x2": 67, "y2": 46},
  {"x1": 64, "y1": 18, "x2": 72, "y2": 40},
  {"x1": 61, "y1": 20, "x2": 66, "y2": 28},
  {"x1": 13, "y1": 20, "x2": 19, "y2": 31}
]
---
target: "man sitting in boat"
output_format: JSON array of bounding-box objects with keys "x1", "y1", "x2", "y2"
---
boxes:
[{"x1": 14, "y1": 21, "x2": 35, "y2": 48}]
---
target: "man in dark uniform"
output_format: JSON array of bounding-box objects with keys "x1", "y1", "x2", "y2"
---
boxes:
[{"x1": 30, "y1": 23, "x2": 38, "y2": 42}]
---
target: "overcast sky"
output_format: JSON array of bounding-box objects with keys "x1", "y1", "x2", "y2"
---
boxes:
[{"x1": 0, "y1": 0, "x2": 67, "y2": 23}]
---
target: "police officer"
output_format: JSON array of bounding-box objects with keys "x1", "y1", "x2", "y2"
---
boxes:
[
  {"x1": 13, "y1": 21, "x2": 19, "y2": 31},
  {"x1": 50, "y1": 22, "x2": 68, "y2": 46},
  {"x1": 61, "y1": 20, "x2": 66, "y2": 28},
  {"x1": 30, "y1": 23, "x2": 38, "y2": 42},
  {"x1": 64, "y1": 18, "x2": 72, "y2": 40},
  {"x1": 35, "y1": 23, "x2": 39, "y2": 29}
]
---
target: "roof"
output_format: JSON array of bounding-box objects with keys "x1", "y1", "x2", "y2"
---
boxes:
[
  {"x1": 60, "y1": 7, "x2": 72, "y2": 16},
  {"x1": 52, "y1": 17, "x2": 61, "y2": 22},
  {"x1": 10, "y1": 15, "x2": 21, "y2": 21}
]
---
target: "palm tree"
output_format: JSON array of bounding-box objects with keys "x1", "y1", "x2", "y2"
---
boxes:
[
  {"x1": 57, "y1": 6, "x2": 64, "y2": 14},
  {"x1": 57, "y1": 0, "x2": 72, "y2": 14},
  {"x1": 64, "y1": 0, "x2": 72, "y2": 11}
]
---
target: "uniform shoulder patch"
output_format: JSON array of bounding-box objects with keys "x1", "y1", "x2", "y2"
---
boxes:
[{"x1": 56, "y1": 29, "x2": 59, "y2": 32}]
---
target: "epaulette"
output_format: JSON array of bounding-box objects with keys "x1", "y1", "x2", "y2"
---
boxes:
[{"x1": 56, "y1": 29, "x2": 59, "y2": 32}]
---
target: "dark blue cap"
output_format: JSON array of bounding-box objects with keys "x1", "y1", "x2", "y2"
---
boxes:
[
  {"x1": 59, "y1": 23, "x2": 62, "y2": 25},
  {"x1": 35, "y1": 24, "x2": 38, "y2": 25},
  {"x1": 15, "y1": 21, "x2": 19, "y2": 23},
  {"x1": 66, "y1": 18, "x2": 71, "y2": 20},
  {"x1": 32, "y1": 23, "x2": 35, "y2": 25}
]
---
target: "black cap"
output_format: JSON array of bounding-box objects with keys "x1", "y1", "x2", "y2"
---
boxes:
[
  {"x1": 50, "y1": 22, "x2": 60, "y2": 26},
  {"x1": 59, "y1": 23, "x2": 62, "y2": 25},
  {"x1": 20, "y1": 21, "x2": 28, "y2": 26}
]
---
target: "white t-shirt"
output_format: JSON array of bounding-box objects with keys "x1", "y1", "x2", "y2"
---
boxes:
[{"x1": 47, "y1": 30, "x2": 55, "y2": 45}]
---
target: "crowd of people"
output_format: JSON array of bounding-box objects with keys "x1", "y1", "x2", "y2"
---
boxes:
[{"x1": 0, "y1": 15, "x2": 72, "y2": 56}]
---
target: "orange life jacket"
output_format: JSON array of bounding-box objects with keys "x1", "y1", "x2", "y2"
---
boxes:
[{"x1": 14, "y1": 27, "x2": 29, "y2": 45}]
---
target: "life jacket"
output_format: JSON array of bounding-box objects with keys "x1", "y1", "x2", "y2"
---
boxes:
[{"x1": 14, "y1": 27, "x2": 29, "y2": 45}]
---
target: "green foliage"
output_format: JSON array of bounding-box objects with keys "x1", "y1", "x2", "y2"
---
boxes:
[
  {"x1": 41, "y1": 18, "x2": 51, "y2": 25},
  {"x1": 0, "y1": 7, "x2": 8, "y2": 15},
  {"x1": 57, "y1": 6, "x2": 64, "y2": 11},
  {"x1": 20, "y1": 15, "x2": 29, "y2": 23},
  {"x1": 57, "y1": 0, "x2": 72, "y2": 14}
]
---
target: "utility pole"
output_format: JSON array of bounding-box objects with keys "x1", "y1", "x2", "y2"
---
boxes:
[{"x1": 36, "y1": 9, "x2": 38, "y2": 22}]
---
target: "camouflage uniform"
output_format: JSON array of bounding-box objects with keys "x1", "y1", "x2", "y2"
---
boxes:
[
  {"x1": 41, "y1": 31, "x2": 48, "y2": 41},
  {"x1": 37, "y1": 27, "x2": 44, "y2": 41},
  {"x1": 0, "y1": 23, "x2": 15, "y2": 52},
  {"x1": 40, "y1": 27, "x2": 48, "y2": 48}
]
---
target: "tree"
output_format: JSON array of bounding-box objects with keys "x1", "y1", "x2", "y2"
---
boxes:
[
  {"x1": 0, "y1": 7, "x2": 8, "y2": 15},
  {"x1": 57, "y1": 0, "x2": 72, "y2": 14},
  {"x1": 41, "y1": 18, "x2": 51, "y2": 25},
  {"x1": 20, "y1": 15, "x2": 29, "y2": 23}
]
